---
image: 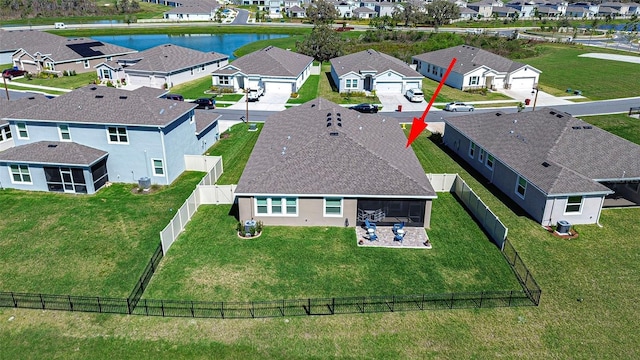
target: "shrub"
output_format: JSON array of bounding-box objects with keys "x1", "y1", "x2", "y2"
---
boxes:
[
  {"x1": 106, "y1": 80, "x2": 114, "y2": 87},
  {"x1": 290, "y1": 92, "x2": 299, "y2": 98}
]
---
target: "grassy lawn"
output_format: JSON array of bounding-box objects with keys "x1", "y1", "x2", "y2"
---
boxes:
[
  {"x1": 581, "y1": 113, "x2": 640, "y2": 145},
  {"x1": 318, "y1": 63, "x2": 380, "y2": 104},
  {"x1": 3, "y1": 83, "x2": 68, "y2": 96},
  {"x1": 520, "y1": 44, "x2": 640, "y2": 100},
  {"x1": 169, "y1": 76, "x2": 213, "y2": 100},
  {"x1": 12, "y1": 72, "x2": 97, "y2": 90},
  {"x1": 0, "y1": 172, "x2": 203, "y2": 296},
  {"x1": 423, "y1": 78, "x2": 512, "y2": 103},
  {"x1": 287, "y1": 75, "x2": 319, "y2": 104},
  {"x1": 143, "y1": 194, "x2": 520, "y2": 301},
  {"x1": 205, "y1": 122, "x2": 262, "y2": 184}
]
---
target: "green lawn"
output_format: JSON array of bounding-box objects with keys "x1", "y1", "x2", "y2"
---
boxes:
[
  {"x1": 581, "y1": 113, "x2": 640, "y2": 145},
  {"x1": 169, "y1": 76, "x2": 214, "y2": 100},
  {"x1": 143, "y1": 194, "x2": 520, "y2": 301},
  {"x1": 318, "y1": 63, "x2": 381, "y2": 104},
  {"x1": 520, "y1": 44, "x2": 640, "y2": 100},
  {"x1": 423, "y1": 78, "x2": 513, "y2": 104},
  {"x1": 12, "y1": 72, "x2": 97, "y2": 90},
  {"x1": 0, "y1": 172, "x2": 203, "y2": 296},
  {"x1": 205, "y1": 122, "x2": 262, "y2": 184},
  {"x1": 287, "y1": 75, "x2": 319, "y2": 104}
]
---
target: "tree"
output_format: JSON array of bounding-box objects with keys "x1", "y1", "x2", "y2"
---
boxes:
[
  {"x1": 296, "y1": 24, "x2": 344, "y2": 62},
  {"x1": 426, "y1": 0, "x2": 460, "y2": 30},
  {"x1": 305, "y1": 0, "x2": 338, "y2": 25},
  {"x1": 393, "y1": 0, "x2": 423, "y2": 27}
]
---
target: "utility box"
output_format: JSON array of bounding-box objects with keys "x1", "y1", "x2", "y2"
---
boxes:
[
  {"x1": 138, "y1": 177, "x2": 151, "y2": 190},
  {"x1": 556, "y1": 220, "x2": 571, "y2": 234}
]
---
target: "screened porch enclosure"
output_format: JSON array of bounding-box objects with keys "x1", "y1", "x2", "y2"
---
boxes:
[
  {"x1": 43, "y1": 158, "x2": 109, "y2": 194},
  {"x1": 357, "y1": 199, "x2": 426, "y2": 227}
]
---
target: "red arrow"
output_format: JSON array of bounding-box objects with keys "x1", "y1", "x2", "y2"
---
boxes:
[{"x1": 406, "y1": 57, "x2": 458, "y2": 148}]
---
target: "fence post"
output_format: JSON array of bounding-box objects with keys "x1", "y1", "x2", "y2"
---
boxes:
[
  {"x1": 127, "y1": 298, "x2": 132, "y2": 314},
  {"x1": 40, "y1": 294, "x2": 45, "y2": 309},
  {"x1": 307, "y1": 298, "x2": 311, "y2": 315},
  {"x1": 69, "y1": 295, "x2": 73, "y2": 311},
  {"x1": 508, "y1": 290, "x2": 513, "y2": 307},
  {"x1": 97, "y1": 297, "x2": 102, "y2": 313},
  {"x1": 11, "y1": 292, "x2": 17, "y2": 307},
  {"x1": 191, "y1": 301, "x2": 195, "y2": 317}
]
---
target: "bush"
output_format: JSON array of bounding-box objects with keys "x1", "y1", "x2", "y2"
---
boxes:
[
  {"x1": 290, "y1": 92, "x2": 299, "y2": 98},
  {"x1": 106, "y1": 80, "x2": 114, "y2": 87},
  {"x1": 210, "y1": 85, "x2": 235, "y2": 94}
]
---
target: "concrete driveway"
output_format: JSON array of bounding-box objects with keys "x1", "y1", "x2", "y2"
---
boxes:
[
  {"x1": 377, "y1": 93, "x2": 429, "y2": 112},
  {"x1": 227, "y1": 91, "x2": 290, "y2": 111},
  {"x1": 499, "y1": 88, "x2": 576, "y2": 107}
]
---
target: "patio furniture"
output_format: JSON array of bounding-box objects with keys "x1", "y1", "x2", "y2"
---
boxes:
[
  {"x1": 369, "y1": 232, "x2": 378, "y2": 241},
  {"x1": 364, "y1": 218, "x2": 376, "y2": 232},
  {"x1": 392, "y1": 222, "x2": 404, "y2": 234},
  {"x1": 394, "y1": 229, "x2": 405, "y2": 243}
]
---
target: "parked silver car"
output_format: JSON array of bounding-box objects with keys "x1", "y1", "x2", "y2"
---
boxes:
[
  {"x1": 444, "y1": 102, "x2": 475, "y2": 112},
  {"x1": 405, "y1": 88, "x2": 424, "y2": 103}
]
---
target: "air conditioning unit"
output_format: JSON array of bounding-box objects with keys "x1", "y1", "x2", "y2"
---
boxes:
[
  {"x1": 556, "y1": 220, "x2": 571, "y2": 234},
  {"x1": 138, "y1": 177, "x2": 151, "y2": 191}
]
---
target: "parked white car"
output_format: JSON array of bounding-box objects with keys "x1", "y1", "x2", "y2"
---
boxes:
[
  {"x1": 247, "y1": 86, "x2": 264, "y2": 102},
  {"x1": 405, "y1": 88, "x2": 424, "y2": 102},
  {"x1": 444, "y1": 102, "x2": 475, "y2": 112}
]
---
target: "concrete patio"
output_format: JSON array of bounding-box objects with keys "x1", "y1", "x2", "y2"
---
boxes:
[{"x1": 356, "y1": 225, "x2": 432, "y2": 249}]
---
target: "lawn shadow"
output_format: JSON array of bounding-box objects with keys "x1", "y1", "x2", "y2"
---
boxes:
[{"x1": 324, "y1": 71, "x2": 338, "y2": 92}]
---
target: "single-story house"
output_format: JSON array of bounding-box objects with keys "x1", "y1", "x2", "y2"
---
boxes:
[
  {"x1": 163, "y1": 0, "x2": 220, "y2": 21},
  {"x1": 353, "y1": 6, "x2": 377, "y2": 18},
  {"x1": 0, "y1": 86, "x2": 220, "y2": 194},
  {"x1": 330, "y1": 49, "x2": 424, "y2": 94},
  {"x1": 96, "y1": 44, "x2": 228, "y2": 89},
  {"x1": 443, "y1": 109, "x2": 640, "y2": 226},
  {"x1": 287, "y1": 5, "x2": 306, "y2": 17},
  {"x1": 412, "y1": 45, "x2": 541, "y2": 91},
  {"x1": 211, "y1": 46, "x2": 314, "y2": 94},
  {"x1": 235, "y1": 98, "x2": 436, "y2": 227},
  {"x1": 9, "y1": 30, "x2": 136, "y2": 76}
]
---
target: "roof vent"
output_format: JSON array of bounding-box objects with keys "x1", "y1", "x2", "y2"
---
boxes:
[
  {"x1": 542, "y1": 162, "x2": 550, "y2": 167},
  {"x1": 119, "y1": 95, "x2": 127, "y2": 100},
  {"x1": 337, "y1": 123, "x2": 342, "y2": 127},
  {"x1": 556, "y1": 114, "x2": 564, "y2": 118},
  {"x1": 311, "y1": 104, "x2": 316, "y2": 108},
  {"x1": 95, "y1": 95, "x2": 104, "y2": 98},
  {"x1": 572, "y1": 126, "x2": 581, "y2": 130},
  {"x1": 329, "y1": 132, "x2": 339, "y2": 136},
  {"x1": 583, "y1": 125, "x2": 592, "y2": 129},
  {"x1": 47, "y1": 144, "x2": 57, "y2": 148},
  {"x1": 550, "y1": 111, "x2": 556, "y2": 115},
  {"x1": 90, "y1": 87, "x2": 97, "y2": 91},
  {"x1": 160, "y1": 109, "x2": 165, "y2": 115},
  {"x1": 495, "y1": 113, "x2": 502, "y2": 116},
  {"x1": 326, "y1": 122, "x2": 332, "y2": 127},
  {"x1": 28, "y1": 96, "x2": 35, "y2": 100}
]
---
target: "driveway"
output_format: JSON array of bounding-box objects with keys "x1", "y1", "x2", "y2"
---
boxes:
[
  {"x1": 377, "y1": 93, "x2": 430, "y2": 112},
  {"x1": 227, "y1": 91, "x2": 290, "y2": 111},
  {"x1": 498, "y1": 88, "x2": 576, "y2": 107}
]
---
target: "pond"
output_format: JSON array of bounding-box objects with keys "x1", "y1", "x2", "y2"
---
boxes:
[{"x1": 90, "y1": 33, "x2": 290, "y2": 59}]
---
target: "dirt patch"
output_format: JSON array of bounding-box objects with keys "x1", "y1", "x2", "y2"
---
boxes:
[
  {"x1": 130, "y1": 185, "x2": 163, "y2": 195},
  {"x1": 543, "y1": 226, "x2": 579, "y2": 239}
]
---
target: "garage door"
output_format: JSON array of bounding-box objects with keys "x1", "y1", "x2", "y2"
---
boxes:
[
  {"x1": 264, "y1": 81, "x2": 292, "y2": 93},
  {"x1": 510, "y1": 77, "x2": 536, "y2": 90},
  {"x1": 375, "y1": 82, "x2": 403, "y2": 93},
  {"x1": 406, "y1": 82, "x2": 420, "y2": 89}
]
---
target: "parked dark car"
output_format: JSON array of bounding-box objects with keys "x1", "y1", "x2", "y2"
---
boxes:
[
  {"x1": 2, "y1": 68, "x2": 28, "y2": 79},
  {"x1": 349, "y1": 103, "x2": 379, "y2": 113},
  {"x1": 164, "y1": 93, "x2": 184, "y2": 101},
  {"x1": 191, "y1": 97, "x2": 216, "y2": 109}
]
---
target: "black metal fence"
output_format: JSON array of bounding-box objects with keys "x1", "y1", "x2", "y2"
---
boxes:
[
  {"x1": 0, "y1": 237, "x2": 542, "y2": 318},
  {"x1": 502, "y1": 238, "x2": 542, "y2": 305}
]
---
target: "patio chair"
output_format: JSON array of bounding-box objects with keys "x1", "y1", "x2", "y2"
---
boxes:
[
  {"x1": 392, "y1": 222, "x2": 404, "y2": 235},
  {"x1": 393, "y1": 232, "x2": 405, "y2": 243},
  {"x1": 364, "y1": 218, "x2": 376, "y2": 232},
  {"x1": 369, "y1": 233, "x2": 378, "y2": 241}
]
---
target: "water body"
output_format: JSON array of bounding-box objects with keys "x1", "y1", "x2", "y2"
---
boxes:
[{"x1": 90, "y1": 33, "x2": 289, "y2": 59}]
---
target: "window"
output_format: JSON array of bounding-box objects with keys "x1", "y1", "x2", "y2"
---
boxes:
[
  {"x1": 84, "y1": 60, "x2": 90, "y2": 69},
  {"x1": 486, "y1": 154, "x2": 495, "y2": 170},
  {"x1": 58, "y1": 124, "x2": 71, "y2": 141},
  {"x1": 324, "y1": 198, "x2": 343, "y2": 217},
  {"x1": 478, "y1": 148, "x2": 485, "y2": 163},
  {"x1": 107, "y1": 126, "x2": 128, "y2": 144},
  {"x1": 45, "y1": 62, "x2": 55, "y2": 71},
  {"x1": 468, "y1": 142, "x2": 476, "y2": 158},
  {"x1": 469, "y1": 76, "x2": 480, "y2": 86},
  {"x1": 255, "y1": 197, "x2": 298, "y2": 216},
  {"x1": 152, "y1": 159, "x2": 165, "y2": 176},
  {"x1": 346, "y1": 79, "x2": 358, "y2": 88},
  {"x1": 101, "y1": 68, "x2": 111, "y2": 80},
  {"x1": 516, "y1": 176, "x2": 527, "y2": 198},
  {"x1": 219, "y1": 76, "x2": 230, "y2": 85},
  {"x1": 16, "y1": 122, "x2": 28, "y2": 139},
  {"x1": 565, "y1": 196, "x2": 583, "y2": 213},
  {"x1": 10, "y1": 164, "x2": 31, "y2": 184}
]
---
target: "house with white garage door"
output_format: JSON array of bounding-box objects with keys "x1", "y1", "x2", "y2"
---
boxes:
[
  {"x1": 412, "y1": 45, "x2": 541, "y2": 91},
  {"x1": 330, "y1": 49, "x2": 424, "y2": 94},
  {"x1": 211, "y1": 46, "x2": 314, "y2": 94},
  {"x1": 96, "y1": 44, "x2": 228, "y2": 89}
]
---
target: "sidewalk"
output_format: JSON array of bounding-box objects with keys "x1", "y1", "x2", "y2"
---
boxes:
[{"x1": 5, "y1": 79, "x2": 72, "y2": 93}]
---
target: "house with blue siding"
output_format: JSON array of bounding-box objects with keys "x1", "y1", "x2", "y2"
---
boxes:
[
  {"x1": 0, "y1": 86, "x2": 220, "y2": 194},
  {"x1": 443, "y1": 109, "x2": 640, "y2": 226}
]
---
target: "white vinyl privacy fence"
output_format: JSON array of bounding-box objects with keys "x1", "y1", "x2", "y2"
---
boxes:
[
  {"x1": 160, "y1": 156, "x2": 237, "y2": 254},
  {"x1": 427, "y1": 173, "x2": 508, "y2": 250}
]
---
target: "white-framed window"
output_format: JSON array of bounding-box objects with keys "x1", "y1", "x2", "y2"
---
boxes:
[
  {"x1": 101, "y1": 68, "x2": 111, "y2": 80},
  {"x1": 478, "y1": 148, "x2": 485, "y2": 163},
  {"x1": 107, "y1": 56, "x2": 112, "y2": 61},
  {"x1": 1, "y1": 125, "x2": 11, "y2": 141},
  {"x1": 45, "y1": 62, "x2": 55, "y2": 71},
  {"x1": 516, "y1": 176, "x2": 527, "y2": 198},
  {"x1": 58, "y1": 124, "x2": 71, "y2": 141},
  {"x1": 9, "y1": 164, "x2": 32, "y2": 184},
  {"x1": 346, "y1": 79, "x2": 358, "y2": 88},
  {"x1": 565, "y1": 196, "x2": 583, "y2": 214},
  {"x1": 324, "y1": 198, "x2": 343, "y2": 217},
  {"x1": 469, "y1": 76, "x2": 480, "y2": 86},
  {"x1": 219, "y1": 76, "x2": 230, "y2": 85},
  {"x1": 84, "y1": 60, "x2": 90, "y2": 69},
  {"x1": 486, "y1": 154, "x2": 495, "y2": 170},
  {"x1": 107, "y1": 126, "x2": 128, "y2": 144},
  {"x1": 468, "y1": 142, "x2": 476, "y2": 158},
  {"x1": 255, "y1": 197, "x2": 298, "y2": 216},
  {"x1": 16, "y1": 122, "x2": 29, "y2": 139},
  {"x1": 152, "y1": 159, "x2": 165, "y2": 176}
]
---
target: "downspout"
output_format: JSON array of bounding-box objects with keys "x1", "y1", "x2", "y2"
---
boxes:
[
  {"x1": 548, "y1": 197, "x2": 556, "y2": 226},
  {"x1": 596, "y1": 196, "x2": 605, "y2": 228},
  {"x1": 159, "y1": 126, "x2": 169, "y2": 185}
]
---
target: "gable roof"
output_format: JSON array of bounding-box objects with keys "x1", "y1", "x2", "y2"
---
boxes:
[
  {"x1": 0, "y1": 141, "x2": 107, "y2": 166},
  {"x1": 413, "y1": 45, "x2": 540, "y2": 75},
  {"x1": 235, "y1": 98, "x2": 436, "y2": 198},
  {"x1": 164, "y1": 0, "x2": 220, "y2": 14},
  {"x1": 115, "y1": 44, "x2": 227, "y2": 73},
  {"x1": 445, "y1": 109, "x2": 640, "y2": 196},
  {"x1": 330, "y1": 49, "x2": 422, "y2": 78},
  {"x1": 212, "y1": 46, "x2": 313, "y2": 78},
  {"x1": 4, "y1": 85, "x2": 195, "y2": 128}
]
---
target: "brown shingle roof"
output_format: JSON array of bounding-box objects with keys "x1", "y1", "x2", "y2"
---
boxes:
[
  {"x1": 236, "y1": 98, "x2": 436, "y2": 198},
  {"x1": 212, "y1": 46, "x2": 313, "y2": 78},
  {"x1": 0, "y1": 141, "x2": 107, "y2": 166}
]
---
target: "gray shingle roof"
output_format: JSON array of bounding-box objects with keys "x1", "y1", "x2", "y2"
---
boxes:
[
  {"x1": 235, "y1": 98, "x2": 436, "y2": 198},
  {"x1": 194, "y1": 110, "x2": 221, "y2": 135},
  {"x1": 164, "y1": 0, "x2": 220, "y2": 14},
  {"x1": 212, "y1": 46, "x2": 313, "y2": 78},
  {"x1": 0, "y1": 141, "x2": 107, "y2": 166},
  {"x1": 445, "y1": 109, "x2": 640, "y2": 196},
  {"x1": 413, "y1": 45, "x2": 540, "y2": 75},
  {"x1": 0, "y1": 95, "x2": 50, "y2": 126},
  {"x1": 3, "y1": 30, "x2": 136, "y2": 63},
  {"x1": 116, "y1": 44, "x2": 227, "y2": 73},
  {"x1": 331, "y1": 49, "x2": 422, "y2": 78},
  {"x1": 6, "y1": 85, "x2": 196, "y2": 127}
]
